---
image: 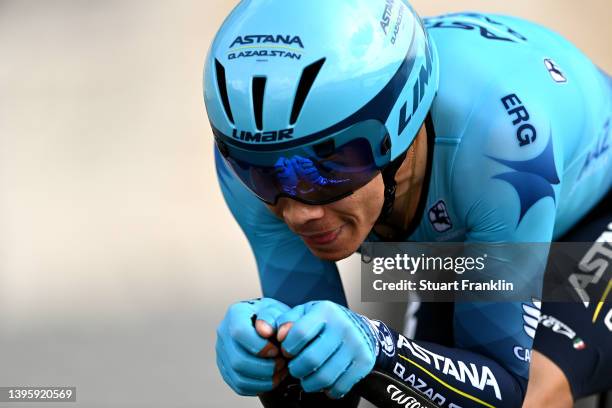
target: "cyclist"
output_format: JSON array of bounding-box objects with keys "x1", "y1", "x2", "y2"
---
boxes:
[{"x1": 204, "y1": 0, "x2": 612, "y2": 406}]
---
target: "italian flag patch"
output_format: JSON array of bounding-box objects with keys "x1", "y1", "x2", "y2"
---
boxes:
[{"x1": 573, "y1": 338, "x2": 586, "y2": 350}]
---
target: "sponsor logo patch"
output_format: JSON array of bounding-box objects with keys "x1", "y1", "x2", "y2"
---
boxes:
[
  {"x1": 386, "y1": 383, "x2": 435, "y2": 408},
  {"x1": 371, "y1": 320, "x2": 396, "y2": 358},
  {"x1": 230, "y1": 35, "x2": 304, "y2": 49},
  {"x1": 544, "y1": 58, "x2": 567, "y2": 83},
  {"x1": 380, "y1": 0, "x2": 395, "y2": 35},
  {"x1": 228, "y1": 35, "x2": 304, "y2": 61},
  {"x1": 573, "y1": 338, "x2": 586, "y2": 350},
  {"x1": 231, "y1": 128, "x2": 294, "y2": 143},
  {"x1": 428, "y1": 200, "x2": 452, "y2": 233}
]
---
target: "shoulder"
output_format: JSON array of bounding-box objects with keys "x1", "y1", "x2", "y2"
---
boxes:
[
  {"x1": 215, "y1": 146, "x2": 284, "y2": 237},
  {"x1": 426, "y1": 13, "x2": 559, "y2": 175},
  {"x1": 425, "y1": 23, "x2": 563, "y2": 241},
  {"x1": 426, "y1": 12, "x2": 568, "y2": 117}
]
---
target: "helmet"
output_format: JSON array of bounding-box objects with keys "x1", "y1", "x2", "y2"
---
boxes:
[{"x1": 204, "y1": 0, "x2": 438, "y2": 206}]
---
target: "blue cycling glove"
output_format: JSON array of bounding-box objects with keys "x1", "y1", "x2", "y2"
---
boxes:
[
  {"x1": 276, "y1": 300, "x2": 379, "y2": 398},
  {"x1": 216, "y1": 298, "x2": 290, "y2": 396}
]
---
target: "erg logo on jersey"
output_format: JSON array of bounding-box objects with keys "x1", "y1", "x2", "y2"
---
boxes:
[{"x1": 501, "y1": 94, "x2": 537, "y2": 147}]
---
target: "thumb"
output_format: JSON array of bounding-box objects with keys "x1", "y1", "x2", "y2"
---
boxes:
[
  {"x1": 276, "y1": 304, "x2": 306, "y2": 327},
  {"x1": 256, "y1": 303, "x2": 290, "y2": 331},
  {"x1": 276, "y1": 304, "x2": 306, "y2": 342}
]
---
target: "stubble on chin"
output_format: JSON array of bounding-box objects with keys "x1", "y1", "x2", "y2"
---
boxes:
[
  {"x1": 309, "y1": 247, "x2": 354, "y2": 262},
  {"x1": 306, "y1": 231, "x2": 364, "y2": 262}
]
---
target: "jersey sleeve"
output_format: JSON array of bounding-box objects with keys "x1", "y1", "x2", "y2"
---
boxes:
[
  {"x1": 369, "y1": 320, "x2": 527, "y2": 408},
  {"x1": 214, "y1": 146, "x2": 348, "y2": 307},
  {"x1": 446, "y1": 77, "x2": 561, "y2": 402}
]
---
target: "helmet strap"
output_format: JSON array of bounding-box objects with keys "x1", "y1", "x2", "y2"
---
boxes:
[
  {"x1": 376, "y1": 110, "x2": 435, "y2": 224},
  {"x1": 376, "y1": 149, "x2": 408, "y2": 223}
]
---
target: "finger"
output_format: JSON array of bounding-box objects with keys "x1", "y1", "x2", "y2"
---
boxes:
[
  {"x1": 300, "y1": 346, "x2": 352, "y2": 393},
  {"x1": 277, "y1": 322, "x2": 293, "y2": 343},
  {"x1": 276, "y1": 304, "x2": 306, "y2": 328},
  {"x1": 281, "y1": 312, "x2": 326, "y2": 357},
  {"x1": 288, "y1": 332, "x2": 342, "y2": 378},
  {"x1": 255, "y1": 319, "x2": 274, "y2": 339},
  {"x1": 326, "y1": 362, "x2": 359, "y2": 399},
  {"x1": 216, "y1": 352, "x2": 232, "y2": 386},
  {"x1": 217, "y1": 349, "x2": 273, "y2": 395},
  {"x1": 257, "y1": 303, "x2": 290, "y2": 330},
  {"x1": 230, "y1": 373, "x2": 274, "y2": 395},
  {"x1": 228, "y1": 304, "x2": 269, "y2": 354},
  {"x1": 217, "y1": 336, "x2": 275, "y2": 379}
]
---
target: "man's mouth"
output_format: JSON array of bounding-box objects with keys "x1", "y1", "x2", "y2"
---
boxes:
[{"x1": 300, "y1": 226, "x2": 344, "y2": 246}]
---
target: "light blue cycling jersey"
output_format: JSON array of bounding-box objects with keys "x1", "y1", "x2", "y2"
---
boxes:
[{"x1": 215, "y1": 13, "x2": 611, "y2": 407}]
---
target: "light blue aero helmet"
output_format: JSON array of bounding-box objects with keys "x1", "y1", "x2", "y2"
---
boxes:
[{"x1": 204, "y1": 0, "x2": 439, "y2": 212}]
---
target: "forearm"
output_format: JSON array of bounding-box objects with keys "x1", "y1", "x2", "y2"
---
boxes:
[
  {"x1": 368, "y1": 320, "x2": 527, "y2": 408},
  {"x1": 522, "y1": 351, "x2": 572, "y2": 408}
]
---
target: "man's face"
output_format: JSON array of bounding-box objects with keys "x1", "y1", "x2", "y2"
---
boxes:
[{"x1": 267, "y1": 174, "x2": 385, "y2": 261}]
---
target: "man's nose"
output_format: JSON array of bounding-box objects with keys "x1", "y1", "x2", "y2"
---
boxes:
[{"x1": 281, "y1": 199, "x2": 325, "y2": 225}]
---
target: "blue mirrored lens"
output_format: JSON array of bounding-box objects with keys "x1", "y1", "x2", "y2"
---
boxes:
[{"x1": 223, "y1": 138, "x2": 380, "y2": 204}]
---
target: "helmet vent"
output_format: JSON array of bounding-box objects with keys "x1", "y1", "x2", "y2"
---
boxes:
[
  {"x1": 290, "y1": 58, "x2": 326, "y2": 126},
  {"x1": 214, "y1": 59, "x2": 235, "y2": 125},
  {"x1": 252, "y1": 76, "x2": 267, "y2": 131}
]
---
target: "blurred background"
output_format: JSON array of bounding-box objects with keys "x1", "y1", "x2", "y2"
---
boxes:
[{"x1": 0, "y1": 0, "x2": 610, "y2": 407}]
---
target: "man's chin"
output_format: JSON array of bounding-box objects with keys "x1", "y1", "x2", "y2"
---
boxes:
[{"x1": 305, "y1": 241, "x2": 360, "y2": 262}]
